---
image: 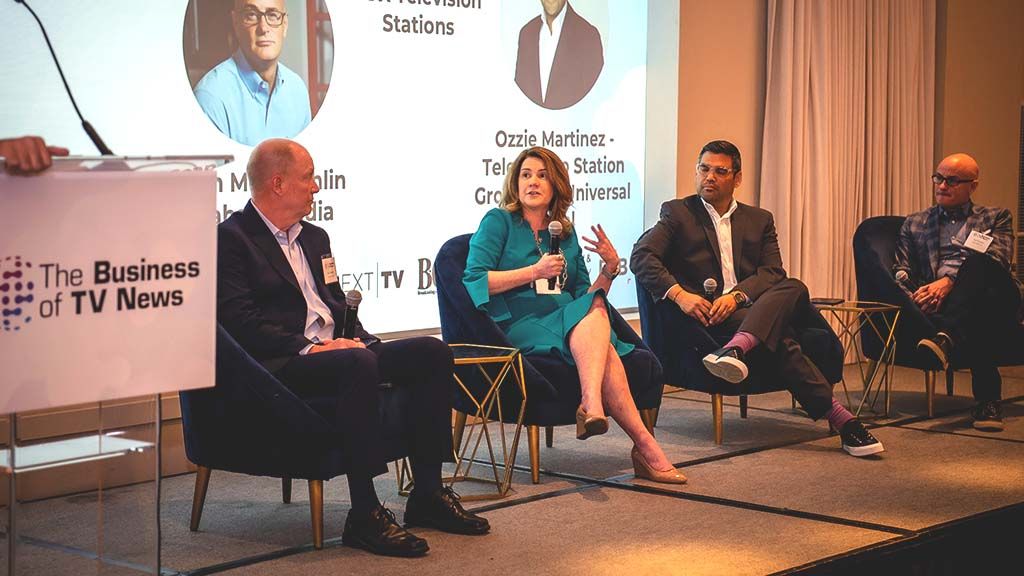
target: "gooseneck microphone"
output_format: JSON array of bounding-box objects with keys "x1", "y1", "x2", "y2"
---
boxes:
[
  {"x1": 547, "y1": 220, "x2": 563, "y2": 290},
  {"x1": 342, "y1": 290, "x2": 362, "y2": 339},
  {"x1": 703, "y1": 278, "x2": 718, "y2": 301},
  {"x1": 16, "y1": 0, "x2": 114, "y2": 155}
]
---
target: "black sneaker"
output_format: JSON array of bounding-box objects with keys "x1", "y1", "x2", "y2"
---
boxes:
[
  {"x1": 404, "y1": 486, "x2": 490, "y2": 535},
  {"x1": 342, "y1": 504, "x2": 429, "y2": 558},
  {"x1": 972, "y1": 401, "x2": 1004, "y2": 432},
  {"x1": 702, "y1": 346, "x2": 748, "y2": 383},
  {"x1": 839, "y1": 420, "x2": 885, "y2": 457},
  {"x1": 917, "y1": 332, "x2": 953, "y2": 370}
]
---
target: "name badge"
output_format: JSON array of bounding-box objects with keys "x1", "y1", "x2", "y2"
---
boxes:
[
  {"x1": 321, "y1": 254, "x2": 339, "y2": 284},
  {"x1": 963, "y1": 229, "x2": 994, "y2": 253},
  {"x1": 534, "y1": 278, "x2": 561, "y2": 295}
]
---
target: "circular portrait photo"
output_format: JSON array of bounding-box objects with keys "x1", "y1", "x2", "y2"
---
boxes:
[
  {"x1": 514, "y1": 0, "x2": 604, "y2": 110},
  {"x1": 183, "y1": 0, "x2": 334, "y2": 146}
]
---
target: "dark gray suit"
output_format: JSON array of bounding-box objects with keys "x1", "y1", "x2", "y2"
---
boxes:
[{"x1": 631, "y1": 194, "x2": 834, "y2": 418}]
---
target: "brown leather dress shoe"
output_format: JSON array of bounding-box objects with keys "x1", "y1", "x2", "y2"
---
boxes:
[
  {"x1": 631, "y1": 447, "x2": 687, "y2": 484},
  {"x1": 576, "y1": 405, "x2": 609, "y2": 440}
]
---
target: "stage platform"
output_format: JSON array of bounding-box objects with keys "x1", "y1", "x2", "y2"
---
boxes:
[{"x1": 7, "y1": 364, "x2": 1024, "y2": 575}]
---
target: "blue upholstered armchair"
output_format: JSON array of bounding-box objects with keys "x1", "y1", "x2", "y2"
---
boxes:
[
  {"x1": 434, "y1": 234, "x2": 664, "y2": 483},
  {"x1": 179, "y1": 325, "x2": 412, "y2": 549},
  {"x1": 635, "y1": 278, "x2": 844, "y2": 443},
  {"x1": 853, "y1": 216, "x2": 1024, "y2": 415}
]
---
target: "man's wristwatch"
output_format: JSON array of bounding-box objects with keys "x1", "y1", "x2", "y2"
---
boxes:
[
  {"x1": 731, "y1": 291, "x2": 748, "y2": 307},
  {"x1": 600, "y1": 264, "x2": 619, "y2": 280}
]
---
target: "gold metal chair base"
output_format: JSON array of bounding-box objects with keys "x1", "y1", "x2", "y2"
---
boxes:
[{"x1": 189, "y1": 466, "x2": 325, "y2": 550}]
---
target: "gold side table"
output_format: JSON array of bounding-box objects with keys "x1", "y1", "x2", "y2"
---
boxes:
[
  {"x1": 813, "y1": 300, "x2": 901, "y2": 417},
  {"x1": 397, "y1": 343, "x2": 526, "y2": 501}
]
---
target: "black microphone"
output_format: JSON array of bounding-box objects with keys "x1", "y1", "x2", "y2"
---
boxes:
[
  {"x1": 703, "y1": 278, "x2": 718, "y2": 301},
  {"x1": 16, "y1": 0, "x2": 114, "y2": 155},
  {"x1": 547, "y1": 220, "x2": 563, "y2": 290},
  {"x1": 342, "y1": 290, "x2": 362, "y2": 339}
]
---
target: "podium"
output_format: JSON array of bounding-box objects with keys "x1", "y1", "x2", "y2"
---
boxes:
[{"x1": 0, "y1": 155, "x2": 229, "y2": 575}]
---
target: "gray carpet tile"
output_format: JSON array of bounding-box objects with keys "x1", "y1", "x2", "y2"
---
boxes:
[
  {"x1": 3, "y1": 545, "x2": 154, "y2": 576},
  {"x1": 504, "y1": 395, "x2": 831, "y2": 481},
  {"x1": 633, "y1": 425, "x2": 1024, "y2": 531},
  {"x1": 12, "y1": 462, "x2": 582, "y2": 574},
  {"x1": 898, "y1": 399, "x2": 1024, "y2": 442},
  {"x1": 217, "y1": 488, "x2": 898, "y2": 576},
  {"x1": 661, "y1": 363, "x2": 1023, "y2": 425}
]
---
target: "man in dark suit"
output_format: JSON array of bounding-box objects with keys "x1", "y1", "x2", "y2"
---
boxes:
[
  {"x1": 631, "y1": 140, "x2": 884, "y2": 457},
  {"x1": 514, "y1": 0, "x2": 603, "y2": 110},
  {"x1": 895, "y1": 153, "x2": 1021, "y2": 431},
  {"x1": 218, "y1": 139, "x2": 489, "y2": 558}
]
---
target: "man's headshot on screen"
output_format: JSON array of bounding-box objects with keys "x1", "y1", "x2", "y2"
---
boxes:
[
  {"x1": 514, "y1": 0, "x2": 604, "y2": 111},
  {"x1": 189, "y1": 0, "x2": 319, "y2": 146}
]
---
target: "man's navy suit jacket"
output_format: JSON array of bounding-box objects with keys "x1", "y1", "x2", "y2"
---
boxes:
[{"x1": 217, "y1": 201, "x2": 372, "y2": 373}]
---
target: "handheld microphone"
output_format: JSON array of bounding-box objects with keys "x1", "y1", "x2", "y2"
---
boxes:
[
  {"x1": 703, "y1": 278, "x2": 718, "y2": 301},
  {"x1": 547, "y1": 220, "x2": 563, "y2": 290},
  {"x1": 17, "y1": 0, "x2": 113, "y2": 155},
  {"x1": 342, "y1": 290, "x2": 362, "y2": 339},
  {"x1": 895, "y1": 270, "x2": 909, "y2": 286}
]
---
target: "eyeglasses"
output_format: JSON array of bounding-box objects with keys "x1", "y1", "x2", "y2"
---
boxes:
[
  {"x1": 696, "y1": 164, "x2": 735, "y2": 177},
  {"x1": 236, "y1": 7, "x2": 286, "y2": 27},
  {"x1": 931, "y1": 173, "x2": 976, "y2": 187}
]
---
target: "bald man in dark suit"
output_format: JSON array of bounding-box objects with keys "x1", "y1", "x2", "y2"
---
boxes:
[{"x1": 514, "y1": 0, "x2": 603, "y2": 110}]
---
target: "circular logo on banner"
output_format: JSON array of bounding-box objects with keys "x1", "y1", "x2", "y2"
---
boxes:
[
  {"x1": 182, "y1": 0, "x2": 335, "y2": 146},
  {"x1": 1, "y1": 256, "x2": 35, "y2": 332}
]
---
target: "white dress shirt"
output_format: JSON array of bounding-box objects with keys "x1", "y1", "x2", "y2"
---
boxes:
[
  {"x1": 701, "y1": 197, "x2": 740, "y2": 293},
  {"x1": 538, "y1": 5, "x2": 567, "y2": 103},
  {"x1": 253, "y1": 203, "x2": 335, "y2": 354}
]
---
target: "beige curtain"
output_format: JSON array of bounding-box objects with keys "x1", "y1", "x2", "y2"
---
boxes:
[{"x1": 760, "y1": 0, "x2": 935, "y2": 302}]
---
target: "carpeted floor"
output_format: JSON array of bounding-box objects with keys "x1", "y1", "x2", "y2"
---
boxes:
[{"x1": 4, "y1": 364, "x2": 1023, "y2": 575}]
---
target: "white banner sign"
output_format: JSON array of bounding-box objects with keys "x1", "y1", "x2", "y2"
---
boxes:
[{"x1": 0, "y1": 169, "x2": 216, "y2": 413}]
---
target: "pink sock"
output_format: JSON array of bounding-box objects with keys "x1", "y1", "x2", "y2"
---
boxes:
[
  {"x1": 724, "y1": 331, "x2": 760, "y2": 354},
  {"x1": 825, "y1": 398, "x2": 855, "y2": 432}
]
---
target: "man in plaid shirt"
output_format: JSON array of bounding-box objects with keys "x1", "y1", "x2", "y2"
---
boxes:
[{"x1": 894, "y1": 153, "x2": 1021, "y2": 431}]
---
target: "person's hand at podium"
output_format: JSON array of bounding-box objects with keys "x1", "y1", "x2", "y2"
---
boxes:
[{"x1": 1, "y1": 136, "x2": 69, "y2": 175}]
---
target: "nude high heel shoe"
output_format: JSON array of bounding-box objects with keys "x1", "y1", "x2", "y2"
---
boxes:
[
  {"x1": 631, "y1": 447, "x2": 687, "y2": 484},
  {"x1": 575, "y1": 405, "x2": 609, "y2": 440}
]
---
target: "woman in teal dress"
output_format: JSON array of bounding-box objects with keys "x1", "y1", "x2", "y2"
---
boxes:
[{"x1": 463, "y1": 147, "x2": 686, "y2": 484}]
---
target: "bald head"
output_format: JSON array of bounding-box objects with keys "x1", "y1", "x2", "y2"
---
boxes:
[
  {"x1": 247, "y1": 138, "x2": 319, "y2": 229},
  {"x1": 933, "y1": 153, "x2": 979, "y2": 209},
  {"x1": 938, "y1": 153, "x2": 979, "y2": 179},
  {"x1": 248, "y1": 138, "x2": 300, "y2": 199}
]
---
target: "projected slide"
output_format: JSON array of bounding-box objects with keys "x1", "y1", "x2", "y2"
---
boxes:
[{"x1": 1, "y1": 0, "x2": 649, "y2": 333}]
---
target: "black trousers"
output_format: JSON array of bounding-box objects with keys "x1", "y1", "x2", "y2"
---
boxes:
[
  {"x1": 922, "y1": 254, "x2": 1021, "y2": 402},
  {"x1": 707, "y1": 278, "x2": 834, "y2": 420},
  {"x1": 275, "y1": 337, "x2": 455, "y2": 482}
]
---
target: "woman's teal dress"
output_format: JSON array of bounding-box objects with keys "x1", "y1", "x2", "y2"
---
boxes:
[{"x1": 463, "y1": 208, "x2": 633, "y2": 363}]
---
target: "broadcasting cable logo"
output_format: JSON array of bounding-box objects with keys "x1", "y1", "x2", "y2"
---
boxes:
[{"x1": 1, "y1": 256, "x2": 35, "y2": 332}]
